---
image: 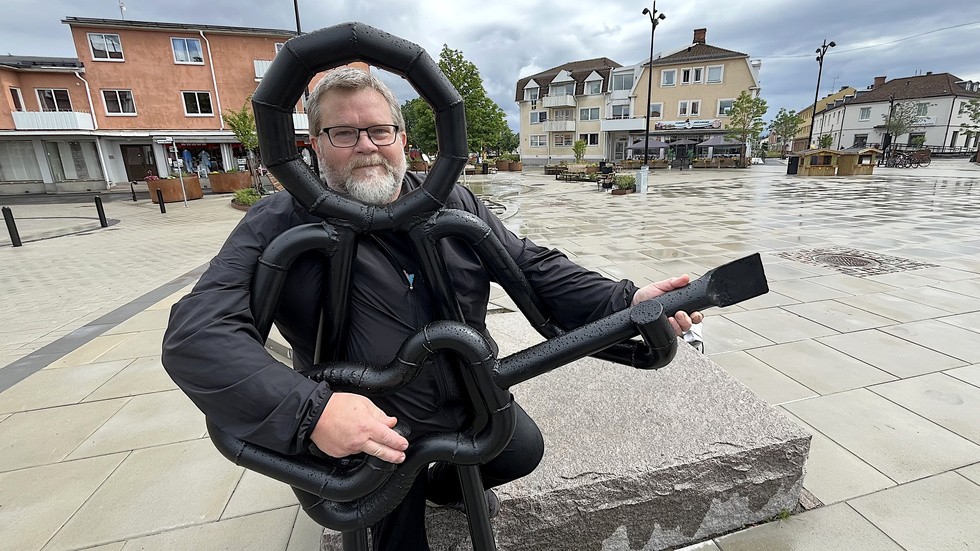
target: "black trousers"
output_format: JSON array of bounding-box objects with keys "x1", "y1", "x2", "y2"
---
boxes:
[{"x1": 371, "y1": 403, "x2": 544, "y2": 551}]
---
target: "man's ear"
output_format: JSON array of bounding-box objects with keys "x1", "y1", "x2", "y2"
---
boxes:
[
  {"x1": 310, "y1": 135, "x2": 322, "y2": 158},
  {"x1": 399, "y1": 131, "x2": 408, "y2": 148}
]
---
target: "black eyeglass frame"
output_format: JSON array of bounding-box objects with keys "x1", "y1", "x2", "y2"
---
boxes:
[{"x1": 319, "y1": 124, "x2": 400, "y2": 148}]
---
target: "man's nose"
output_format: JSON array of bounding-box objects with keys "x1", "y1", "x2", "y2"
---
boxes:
[{"x1": 352, "y1": 129, "x2": 379, "y2": 152}]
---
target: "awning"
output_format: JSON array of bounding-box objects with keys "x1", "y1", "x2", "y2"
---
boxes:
[
  {"x1": 697, "y1": 136, "x2": 742, "y2": 147},
  {"x1": 625, "y1": 138, "x2": 669, "y2": 151}
]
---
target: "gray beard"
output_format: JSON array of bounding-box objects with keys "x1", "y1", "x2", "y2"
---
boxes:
[{"x1": 323, "y1": 154, "x2": 406, "y2": 205}]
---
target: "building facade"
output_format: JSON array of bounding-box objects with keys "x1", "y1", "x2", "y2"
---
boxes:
[
  {"x1": 810, "y1": 73, "x2": 980, "y2": 153},
  {"x1": 515, "y1": 29, "x2": 761, "y2": 165},
  {"x1": 1, "y1": 16, "x2": 366, "y2": 195},
  {"x1": 791, "y1": 86, "x2": 858, "y2": 152}
]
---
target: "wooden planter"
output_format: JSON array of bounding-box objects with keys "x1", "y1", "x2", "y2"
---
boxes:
[
  {"x1": 496, "y1": 160, "x2": 511, "y2": 171},
  {"x1": 611, "y1": 188, "x2": 635, "y2": 195},
  {"x1": 209, "y1": 171, "x2": 251, "y2": 193},
  {"x1": 719, "y1": 159, "x2": 739, "y2": 168},
  {"x1": 509, "y1": 161, "x2": 523, "y2": 171},
  {"x1": 147, "y1": 176, "x2": 203, "y2": 203}
]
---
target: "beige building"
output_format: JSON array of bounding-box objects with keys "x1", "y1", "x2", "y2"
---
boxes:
[
  {"x1": 792, "y1": 86, "x2": 857, "y2": 152},
  {"x1": 514, "y1": 29, "x2": 761, "y2": 165}
]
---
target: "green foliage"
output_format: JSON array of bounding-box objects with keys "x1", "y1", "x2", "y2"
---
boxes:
[
  {"x1": 724, "y1": 91, "x2": 768, "y2": 167},
  {"x1": 572, "y1": 140, "x2": 587, "y2": 163},
  {"x1": 767, "y1": 108, "x2": 803, "y2": 146},
  {"x1": 494, "y1": 128, "x2": 520, "y2": 156},
  {"x1": 401, "y1": 97, "x2": 438, "y2": 156},
  {"x1": 438, "y1": 45, "x2": 510, "y2": 156},
  {"x1": 881, "y1": 101, "x2": 920, "y2": 143},
  {"x1": 910, "y1": 135, "x2": 926, "y2": 148},
  {"x1": 614, "y1": 174, "x2": 636, "y2": 190},
  {"x1": 818, "y1": 134, "x2": 834, "y2": 148},
  {"x1": 961, "y1": 98, "x2": 980, "y2": 153},
  {"x1": 222, "y1": 98, "x2": 261, "y2": 192},
  {"x1": 233, "y1": 187, "x2": 261, "y2": 206}
]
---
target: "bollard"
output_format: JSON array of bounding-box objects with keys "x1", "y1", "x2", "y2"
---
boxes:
[
  {"x1": 95, "y1": 196, "x2": 108, "y2": 228},
  {"x1": 156, "y1": 189, "x2": 166, "y2": 214},
  {"x1": 130, "y1": 181, "x2": 138, "y2": 202},
  {"x1": 2, "y1": 206, "x2": 23, "y2": 247}
]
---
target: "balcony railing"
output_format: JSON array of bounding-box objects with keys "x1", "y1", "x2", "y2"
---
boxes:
[
  {"x1": 600, "y1": 117, "x2": 646, "y2": 132},
  {"x1": 543, "y1": 120, "x2": 575, "y2": 132},
  {"x1": 12, "y1": 111, "x2": 95, "y2": 131},
  {"x1": 543, "y1": 95, "x2": 576, "y2": 108}
]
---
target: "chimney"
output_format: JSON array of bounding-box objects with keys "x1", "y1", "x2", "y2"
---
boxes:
[
  {"x1": 693, "y1": 28, "x2": 706, "y2": 44},
  {"x1": 873, "y1": 76, "x2": 886, "y2": 89}
]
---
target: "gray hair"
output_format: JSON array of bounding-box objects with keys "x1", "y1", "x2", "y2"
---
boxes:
[{"x1": 306, "y1": 67, "x2": 405, "y2": 136}]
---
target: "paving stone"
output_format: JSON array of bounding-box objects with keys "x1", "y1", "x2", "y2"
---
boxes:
[
  {"x1": 835, "y1": 291, "x2": 952, "y2": 323},
  {"x1": 222, "y1": 468, "x2": 299, "y2": 520},
  {"x1": 870, "y1": 373, "x2": 980, "y2": 444},
  {"x1": 783, "y1": 300, "x2": 895, "y2": 333},
  {"x1": 0, "y1": 359, "x2": 129, "y2": 413},
  {"x1": 724, "y1": 308, "x2": 839, "y2": 344},
  {"x1": 944, "y1": 364, "x2": 980, "y2": 387},
  {"x1": 817, "y1": 329, "x2": 965, "y2": 378},
  {"x1": 880, "y1": 320, "x2": 980, "y2": 364},
  {"x1": 748, "y1": 340, "x2": 895, "y2": 395},
  {"x1": 112, "y1": 506, "x2": 296, "y2": 551},
  {"x1": 709, "y1": 351, "x2": 817, "y2": 405}
]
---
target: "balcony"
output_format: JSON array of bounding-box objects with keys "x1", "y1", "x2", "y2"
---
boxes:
[
  {"x1": 916, "y1": 116, "x2": 937, "y2": 126},
  {"x1": 543, "y1": 95, "x2": 576, "y2": 108},
  {"x1": 600, "y1": 117, "x2": 646, "y2": 132},
  {"x1": 543, "y1": 120, "x2": 575, "y2": 132},
  {"x1": 12, "y1": 111, "x2": 95, "y2": 131}
]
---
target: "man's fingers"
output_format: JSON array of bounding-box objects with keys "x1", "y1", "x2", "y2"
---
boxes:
[
  {"x1": 691, "y1": 311, "x2": 704, "y2": 324},
  {"x1": 369, "y1": 420, "x2": 409, "y2": 451},
  {"x1": 366, "y1": 438, "x2": 406, "y2": 463}
]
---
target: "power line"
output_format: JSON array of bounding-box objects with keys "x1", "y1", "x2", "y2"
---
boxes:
[{"x1": 758, "y1": 20, "x2": 980, "y2": 60}]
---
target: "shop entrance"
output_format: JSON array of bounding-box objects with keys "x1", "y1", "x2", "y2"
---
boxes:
[{"x1": 121, "y1": 144, "x2": 157, "y2": 181}]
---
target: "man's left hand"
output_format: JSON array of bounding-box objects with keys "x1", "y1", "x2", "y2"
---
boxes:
[{"x1": 631, "y1": 275, "x2": 704, "y2": 336}]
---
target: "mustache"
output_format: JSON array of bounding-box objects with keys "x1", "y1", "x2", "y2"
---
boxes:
[{"x1": 348, "y1": 154, "x2": 393, "y2": 171}]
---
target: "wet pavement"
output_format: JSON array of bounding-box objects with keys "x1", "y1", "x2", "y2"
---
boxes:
[{"x1": 1, "y1": 159, "x2": 979, "y2": 550}]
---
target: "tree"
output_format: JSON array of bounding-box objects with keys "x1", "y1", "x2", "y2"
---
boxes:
[
  {"x1": 401, "y1": 97, "x2": 438, "y2": 156},
  {"x1": 724, "y1": 91, "x2": 768, "y2": 167},
  {"x1": 958, "y1": 98, "x2": 980, "y2": 159},
  {"x1": 493, "y1": 128, "x2": 519, "y2": 156},
  {"x1": 767, "y1": 108, "x2": 804, "y2": 156},
  {"x1": 880, "y1": 101, "x2": 920, "y2": 152},
  {"x1": 223, "y1": 98, "x2": 261, "y2": 192},
  {"x1": 437, "y1": 45, "x2": 509, "y2": 156},
  {"x1": 818, "y1": 134, "x2": 834, "y2": 148},
  {"x1": 572, "y1": 140, "x2": 587, "y2": 163}
]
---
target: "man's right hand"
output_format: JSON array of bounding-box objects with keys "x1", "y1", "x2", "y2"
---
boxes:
[{"x1": 309, "y1": 392, "x2": 409, "y2": 463}]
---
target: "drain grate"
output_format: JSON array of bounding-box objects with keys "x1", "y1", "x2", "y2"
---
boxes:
[{"x1": 777, "y1": 247, "x2": 937, "y2": 277}]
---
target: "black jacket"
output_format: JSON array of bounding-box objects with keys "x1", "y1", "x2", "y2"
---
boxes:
[{"x1": 162, "y1": 175, "x2": 637, "y2": 454}]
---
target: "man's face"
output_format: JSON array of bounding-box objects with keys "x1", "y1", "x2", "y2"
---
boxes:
[{"x1": 311, "y1": 88, "x2": 407, "y2": 205}]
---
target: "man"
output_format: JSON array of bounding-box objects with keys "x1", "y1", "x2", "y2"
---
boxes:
[{"x1": 162, "y1": 67, "x2": 702, "y2": 550}]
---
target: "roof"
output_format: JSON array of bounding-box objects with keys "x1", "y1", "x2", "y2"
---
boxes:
[
  {"x1": 62, "y1": 16, "x2": 297, "y2": 37},
  {"x1": 847, "y1": 73, "x2": 976, "y2": 105},
  {"x1": 648, "y1": 43, "x2": 747, "y2": 67},
  {"x1": 514, "y1": 57, "x2": 622, "y2": 102},
  {"x1": 0, "y1": 55, "x2": 83, "y2": 71}
]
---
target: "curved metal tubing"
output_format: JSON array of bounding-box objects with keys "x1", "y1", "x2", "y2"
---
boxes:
[{"x1": 251, "y1": 22, "x2": 468, "y2": 231}]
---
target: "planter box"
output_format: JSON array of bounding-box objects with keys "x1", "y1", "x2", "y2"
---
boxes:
[
  {"x1": 147, "y1": 176, "x2": 203, "y2": 203},
  {"x1": 509, "y1": 161, "x2": 523, "y2": 171},
  {"x1": 209, "y1": 172, "x2": 251, "y2": 193},
  {"x1": 611, "y1": 188, "x2": 635, "y2": 195},
  {"x1": 496, "y1": 160, "x2": 511, "y2": 171},
  {"x1": 410, "y1": 161, "x2": 429, "y2": 172}
]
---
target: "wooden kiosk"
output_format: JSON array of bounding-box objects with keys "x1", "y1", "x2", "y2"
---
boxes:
[
  {"x1": 836, "y1": 147, "x2": 883, "y2": 175},
  {"x1": 798, "y1": 148, "x2": 839, "y2": 176}
]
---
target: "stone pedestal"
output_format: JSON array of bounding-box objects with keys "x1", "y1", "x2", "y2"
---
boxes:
[{"x1": 318, "y1": 312, "x2": 810, "y2": 551}]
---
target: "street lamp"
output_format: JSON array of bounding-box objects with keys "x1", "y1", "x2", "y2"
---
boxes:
[
  {"x1": 806, "y1": 39, "x2": 835, "y2": 149},
  {"x1": 641, "y1": 2, "x2": 666, "y2": 165}
]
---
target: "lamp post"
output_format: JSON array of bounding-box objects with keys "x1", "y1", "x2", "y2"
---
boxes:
[
  {"x1": 638, "y1": 2, "x2": 665, "y2": 194},
  {"x1": 883, "y1": 94, "x2": 895, "y2": 159},
  {"x1": 806, "y1": 39, "x2": 835, "y2": 149}
]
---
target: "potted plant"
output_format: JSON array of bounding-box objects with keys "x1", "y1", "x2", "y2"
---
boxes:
[
  {"x1": 209, "y1": 168, "x2": 252, "y2": 193},
  {"x1": 147, "y1": 171, "x2": 203, "y2": 203},
  {"x1": 509, "y1": 154, "x2": 522, "y2": 172},
  {"x1": 496, "y1": 155, "x2": 511, "y2": 172},
  {"x1": 611, "y1": 174, "x2": 636, "y2": 195}
]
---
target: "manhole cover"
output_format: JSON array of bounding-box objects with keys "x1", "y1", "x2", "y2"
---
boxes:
[{"x1": 813, "y1": 254, "x2": 879, "y2": 268}]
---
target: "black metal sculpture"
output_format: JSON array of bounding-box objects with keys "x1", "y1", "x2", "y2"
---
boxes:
[{"x1": 205, "y1": 22, "x2": 770, "y2": 551}]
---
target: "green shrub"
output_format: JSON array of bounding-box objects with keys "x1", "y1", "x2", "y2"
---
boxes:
[
  {"x1": 233, "y1": 187, "x2": 261, "y2": 206},
  {"x1": 614, "y1": 174, "x2": 636, "y2": 190}
]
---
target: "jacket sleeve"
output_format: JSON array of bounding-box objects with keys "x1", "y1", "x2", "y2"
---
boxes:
[
  {"x1": 161, "y1": 196, "x2": 331, "y2": 455},
  {"x1": 452, "y1": 186, "x2": 638, "y2": 328}
]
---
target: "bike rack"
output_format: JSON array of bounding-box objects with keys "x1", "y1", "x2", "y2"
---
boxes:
[{"x1": 206, "y1": 22, "x2": 771, "y2": 551}]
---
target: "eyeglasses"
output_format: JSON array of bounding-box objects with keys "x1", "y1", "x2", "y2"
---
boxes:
[{"x1": 319, "y1": 124, "x2": 399, "y2": 148}]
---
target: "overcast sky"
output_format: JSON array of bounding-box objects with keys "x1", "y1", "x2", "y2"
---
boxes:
[{"x1": 3, "y1": 0, "x2": 979, "y2": 132}]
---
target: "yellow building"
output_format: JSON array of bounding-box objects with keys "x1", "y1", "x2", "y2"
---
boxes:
[{"x1": 792, "y1": 86, "x2": 858, "y2": 152}]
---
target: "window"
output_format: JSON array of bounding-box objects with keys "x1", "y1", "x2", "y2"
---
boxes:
[
  {"x1": 959, "y1": 102, "x2": 970, "y2": 115},
  {"x1": 693, "y1": 67, "x2": 703, "y2": 83},
  {"x1": 578, "y1": 133, "x2": 600, "y2": 146},
  {"x1": 649, "y1": 102, "x2": 663, "y2": 118},
  {"x1": 612, "y1": 105, "x2": 630, "y2": 119},
  {"x1": 916, "y1": 103, "x2": 928, "y2": 117},
  {"x1": 907, "y1": 132, "x2": 925, "y2": 146},
  {"x1": 690, "y1": 100, "x2": 700, "y2": 116},
  {"x1": 172, "y1": 38, "x2": 204, "y2": 64},
  {"x1": 677, "y1": 100, "x2": 701, "y2": 117},
  {"x1": 554, "y1": 133, "x2": 573, "y2": 147},
  {"x1": 102, "y1": 90, "x2": 136, "y2": 115},
  {"x1": 681, "y1": 68, "x2": 691, "y2": 84},
  {"x1": 88, "y1": 33, "x2": 123, "y2": 61},
  {"x1": 661, "y1": 69, "x2": 676, "y2": 87},
  {"x1": 678, "y1": 100, "x2": 689, "y2": 116},
  {"x1": 529, "y1": 111, "x2": 547, "y2": 124},
  {"x1": 0, "y1": 141, "x2": 43, "y2": 182},
  {"x1": 550, "y1": 82, "x2": 574, "y2": 96},
  {"x1": 587, "y1": 80, "x2": 602, "y2": 94},
  {"x1": 552, "y1": 109, "x2": 572, "y2": 121},
  {"x1": 37, "y1": 89, "x2": 72, "y2": 112},
  {"x1": 9, "y1": 87, "x2": 24, "y2": 111},
  {"x1": 853, "y1": 134, "x2": 868, "y2": 147},
  {"x1": 579, "y1": 107, "x2": 600, "y2": 121},
  {"x1": 717, "y1": 99, "x2": 734, "y2": 117},
  {"x1": 275, "y1": 42, "x2": 285, "y2": 54},
  {"x1": 706, "y1": 65, "x2": 723, "y2": 84},
  {"x1": 529, "y1": 134, "x2": 547, "y2": 147},
  {"x1": 612, "y1": 73, "x2": 633, "y2": 91},
  {"x1": 950, "y1": 131, "x2": 958, "y2": 147},
  {"x1": 859, "y1": 107, "x2": 871, "y2": 121},
  {"x1": 42, "y1": 140, "x2": 103, "y2": 182},
  {"x1": 524, "y1": 87, "x2": 539, "y2": 101},
  {"x1": 182, "y1": 91, "x2": 213, "y2": 115}
]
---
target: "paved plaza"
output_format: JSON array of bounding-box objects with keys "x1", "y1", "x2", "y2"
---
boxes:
[{"x1": 1, "y1": 159, "x2": 979, "y2": 550}]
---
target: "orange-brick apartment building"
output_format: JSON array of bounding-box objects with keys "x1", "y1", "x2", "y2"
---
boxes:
[{"x1": 0, "y1": 16, "x2": 365, "y2": 194}]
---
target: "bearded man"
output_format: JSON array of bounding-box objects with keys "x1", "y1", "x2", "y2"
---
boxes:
[{"x1": 162, "y1": 67, "x2": 702, "y2": 551}]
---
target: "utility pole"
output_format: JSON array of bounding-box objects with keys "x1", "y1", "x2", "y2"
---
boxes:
[
  {"x1": 638, "y1": 2, "x2": 665, "y2": 195},
  {"x1": 806, "y1": 39, "x2": 835, "y2": 149}
]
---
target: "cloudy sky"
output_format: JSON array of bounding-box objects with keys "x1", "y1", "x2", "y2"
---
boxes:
[{"x1": 3, "y1": 0, "x2": 979, "y2": 131}]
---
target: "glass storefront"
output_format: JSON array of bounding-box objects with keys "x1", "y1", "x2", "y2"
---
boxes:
[
  {"x1": 0, "y1": 140, "x2": 43, "y2": 182},
  {"x1": 42, "y1": 140, "x2": 103, "y2": 182}
]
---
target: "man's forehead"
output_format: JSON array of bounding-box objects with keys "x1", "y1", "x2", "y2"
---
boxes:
[{"x1": 319, "y1": 88, "x2": 395, "y2": 126}]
